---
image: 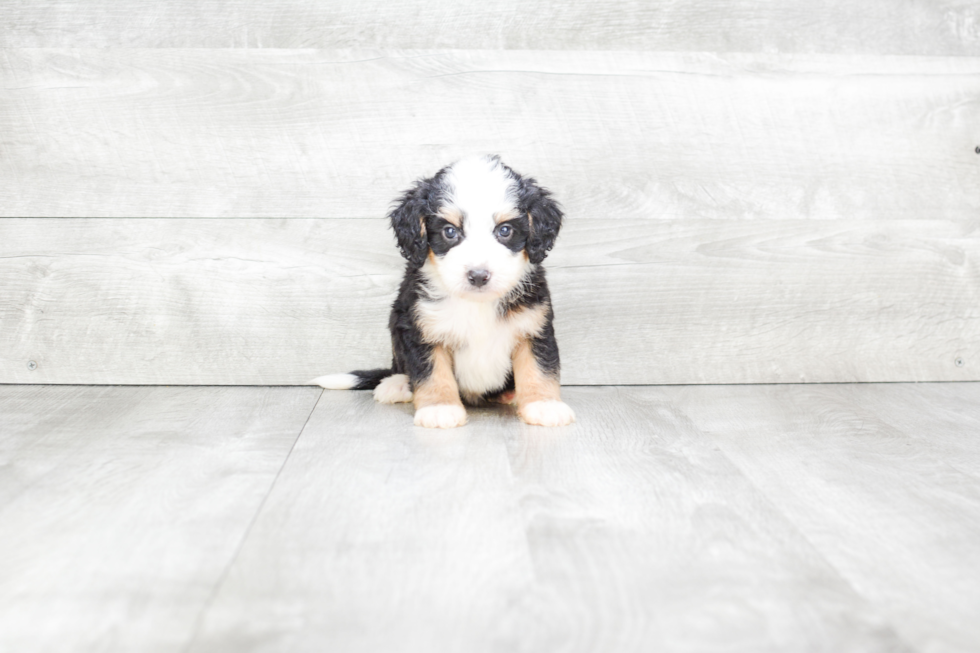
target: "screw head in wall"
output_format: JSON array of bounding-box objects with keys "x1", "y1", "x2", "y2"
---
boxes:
[
  {"x1": 955, "y1": 357, "x2": 965, "y2": 367},
  {"x1": 975, "y1": 146, "x2": 980, "y2": 154},
  {"x1": 27, "y1": 360, "x2": 37, "y2": 371}
]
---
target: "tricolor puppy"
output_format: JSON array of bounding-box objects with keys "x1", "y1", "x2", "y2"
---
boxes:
[{"x1": 313, "y1": 155, "x2": 574, "y2": 429}]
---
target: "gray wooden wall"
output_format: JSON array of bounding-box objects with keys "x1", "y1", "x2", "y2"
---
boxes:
[{"x1": 2, "y1": 2, "x2": 979, "y2": 385}]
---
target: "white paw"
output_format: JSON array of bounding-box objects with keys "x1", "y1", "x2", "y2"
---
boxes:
[
  {"x1": 414, "y1": 404, "x2": 468, "y2": 429},
  {"x1": 373, "y1": 374, "x2": 413, "y2": 404},
  {"x1": 520, "y1": 400, "x2": 576, "y2": 427}
]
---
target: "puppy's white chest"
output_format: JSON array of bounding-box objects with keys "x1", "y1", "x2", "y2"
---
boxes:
[{"x1": 416, "y1": 298, "x2": 518, "y2": 397}]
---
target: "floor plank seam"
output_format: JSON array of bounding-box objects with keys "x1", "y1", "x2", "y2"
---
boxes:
[
  {"x1": 668, "y1": 399, "x2": 920, "y2": 648},
  {"x1": 179, "y1": 387, "x2": 324, "y2": 653}
]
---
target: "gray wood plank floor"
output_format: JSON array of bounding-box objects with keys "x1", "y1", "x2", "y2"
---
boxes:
[
  {"x1": 0, "y1": 386, "x2": 321, "y2": 653},
  {"x1": 1, "y1": 383, "x2": 978, "y2": 652}
]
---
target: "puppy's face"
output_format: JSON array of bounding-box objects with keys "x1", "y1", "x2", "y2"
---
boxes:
[
  {"x1": 390, "y1": 155, "x2": 564, "y2": 303},
  {"x1": 423, "y1": 158, "x2": 530, "y2": 301}
]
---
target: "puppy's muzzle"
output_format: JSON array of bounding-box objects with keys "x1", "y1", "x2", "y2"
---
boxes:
[{"x1": 467, "y1": 268, "x2": 491, "y2": 288}]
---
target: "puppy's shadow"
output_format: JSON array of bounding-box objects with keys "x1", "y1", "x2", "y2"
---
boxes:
[
  {"x1": 412, "y1": 402, "x2": 573, "y2": 462},
  {"x1": 410, "y1": 401, "x2": 520, "y2": 447}
]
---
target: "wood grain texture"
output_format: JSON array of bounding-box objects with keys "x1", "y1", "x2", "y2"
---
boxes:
[
  {"x1": 831, "y1": 383, "x2": 980, "y2": 479},
  {"x1": 186, "y1": 390, "x2": 531, "y2": 653},
  {"x1": 1, "y1": 218, "x2": 976, "y2": 385},
  {"x1": 0, "y1": 385, "x2": 321, "y2": 653},
  {"x1": 2, "y1": 50, "x2": 978, "y2": 220},
  {"x1": 2, "y1": 0, "x2": 979, "y2": 54},
  {"x1": 663, "y1": 383, "x2": 980, "y2": 653},
  {"x1": 187, "y1": 388, "x2": 909, "y2": 652},
  {"x1": 7, "y1": 219, "x2": 980, "y2": 385},
  {"x1": 4, "y1": 383, "x2": 979, "y2": 651}
]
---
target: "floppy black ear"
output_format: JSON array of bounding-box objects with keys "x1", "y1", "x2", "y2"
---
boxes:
[
  {"x1": 388, "y1": 177, "x2": 440, "y2": 268},
  {"x1": 518, "y1": 176, "x2": 564, "y2": 264}
]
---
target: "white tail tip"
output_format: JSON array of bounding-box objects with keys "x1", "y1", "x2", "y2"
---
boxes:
[{"x1": 309, "y1": 373, "x2": 359, "y2": 390}]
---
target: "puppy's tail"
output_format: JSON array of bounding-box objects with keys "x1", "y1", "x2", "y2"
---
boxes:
[{"x1": 309, "y1": 368, "x2": 393, "y2": 391}]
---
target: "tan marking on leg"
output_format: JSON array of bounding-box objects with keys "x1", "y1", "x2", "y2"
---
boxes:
[
  {"x1": 512, "y1": 337, "x2": 575, "y2": 426},
  {"x1": 413, "y1": 345, "x2": 463, "y2": 409},
  {"x1": 512, "y1": 337, "x2": 561, "y2": 406},
  {"x1": 413, "y1": 345, "x2": 467, "y2": 428}
]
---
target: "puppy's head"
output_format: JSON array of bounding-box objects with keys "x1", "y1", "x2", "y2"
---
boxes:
[{"x1": 389, "y1": 155, "x2": 563, "y2": 301}]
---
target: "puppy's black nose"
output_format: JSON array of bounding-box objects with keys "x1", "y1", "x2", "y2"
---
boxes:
[{"x1": 467, "y1": 269, "x2": 491, "y2": 288}]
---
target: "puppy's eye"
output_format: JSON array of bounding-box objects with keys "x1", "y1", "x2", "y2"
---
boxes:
[
  {"x1": 442, "y1": 226, "x2": 458, "y2": 239},
  {"x1": 497, "y1": 225, "x2": 513, "y2": 239}
]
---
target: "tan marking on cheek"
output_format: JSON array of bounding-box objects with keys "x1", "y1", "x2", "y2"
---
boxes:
[
  {"x1": 512, "y1": 337, "x2": 562, "y2": 408},
  {"x1": 413, "y1": 345, "x2": 463, "y2": 409},
  {"x1": 438, "y1": 207, "x2": 463, "y2": 227}
]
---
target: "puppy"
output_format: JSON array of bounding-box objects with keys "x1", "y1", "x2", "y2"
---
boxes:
[{"x1": 313, "y1": 155, "x2": 574, "y2": 429}]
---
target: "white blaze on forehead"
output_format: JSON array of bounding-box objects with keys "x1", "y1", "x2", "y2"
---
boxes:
[
  {"x1": 444, "y1": 156, "x2": 517, "y2": 228},
  {"x1": 425, "y1": 155, "x2": 531, "y2": 302}
]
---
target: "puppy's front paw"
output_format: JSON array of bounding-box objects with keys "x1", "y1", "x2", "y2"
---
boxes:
[
  {"x1": 414, "y1": 404, "x2": 468, "y2": 429},
  {"x1": 374, "y1": 374, "x2": 413, "y2": 404},
  {"x1": 519, "y1": 400, "x2": 575, "y2": 427}
]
